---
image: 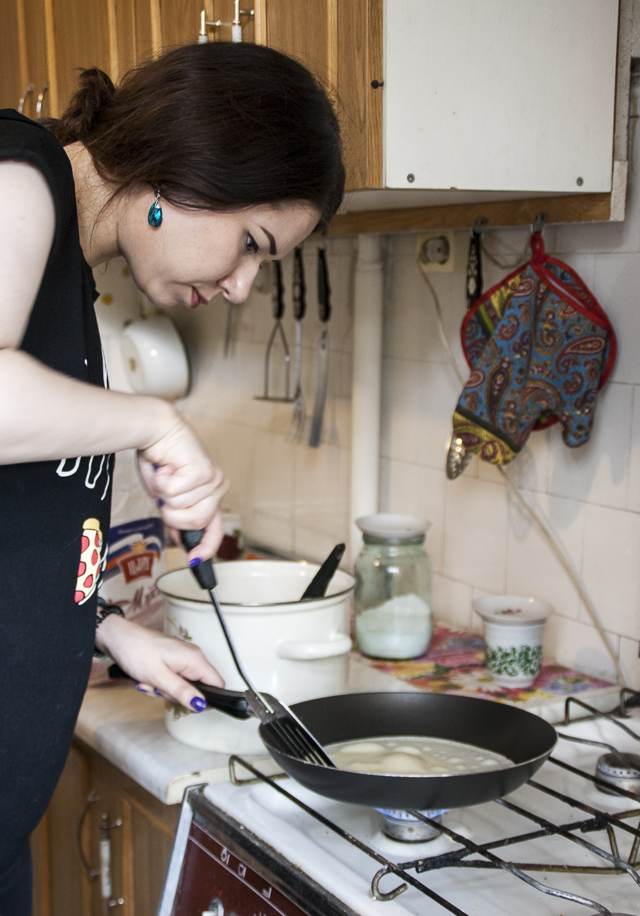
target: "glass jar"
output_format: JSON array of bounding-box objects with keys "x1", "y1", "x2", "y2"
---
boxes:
[{"x1": 354, "y1": 514, "x2": 433, "y2": 660}]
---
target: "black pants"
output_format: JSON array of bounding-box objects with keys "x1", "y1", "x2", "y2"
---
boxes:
[{"x1": 0, "y1": 842, "x2": 31, "y2": 916}]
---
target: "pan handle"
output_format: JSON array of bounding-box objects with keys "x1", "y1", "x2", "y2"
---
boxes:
[{"x1": 107, "y1": 664, "x2": 252, "y2": 720}]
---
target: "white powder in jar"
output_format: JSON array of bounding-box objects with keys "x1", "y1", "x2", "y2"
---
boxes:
[{"x1": 355, "y1": 593, "x2": 432, "y2": 658}]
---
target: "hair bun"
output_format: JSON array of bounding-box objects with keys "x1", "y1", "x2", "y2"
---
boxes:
[{"x1": 55, "y1": 68, "x2": 116, "y2": 145}]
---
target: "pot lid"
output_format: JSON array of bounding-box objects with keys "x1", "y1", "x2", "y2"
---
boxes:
[
  {"x1": 356, "y1": 514, "x2": 430, "y2": 539},
  {"x1": 473, "y1": 595, "x2": 553, "y2": 626}
]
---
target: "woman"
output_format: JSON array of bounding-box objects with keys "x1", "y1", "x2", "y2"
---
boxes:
[{"x1": 0, "y1": 41, "x2": 344, "y2": 910}]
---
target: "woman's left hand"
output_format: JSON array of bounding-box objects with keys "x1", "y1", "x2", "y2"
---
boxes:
[{"x1": 95, "y1": 614, "x2": 223, "y2": 712}]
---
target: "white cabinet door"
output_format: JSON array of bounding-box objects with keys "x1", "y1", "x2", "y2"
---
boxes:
[{"x1": 384, "y1": 0, "x2": 619, "y2": 193}]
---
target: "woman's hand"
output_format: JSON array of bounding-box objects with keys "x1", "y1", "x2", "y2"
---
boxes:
[
  {"x1": 137, "y1": 413, "x2": 229, "y2": 562},
  {"x1": 96, "y1": 615, "x2": 224, "y2": 712}
]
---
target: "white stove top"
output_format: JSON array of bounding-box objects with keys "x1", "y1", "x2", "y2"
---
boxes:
[{"x1": 204, "y1": 702, "x2": 640, "y2": 916}]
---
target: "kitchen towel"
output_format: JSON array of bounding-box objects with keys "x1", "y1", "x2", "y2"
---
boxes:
[{"x1": 451, "y1": 232, "x2": 616, "y2": 465}]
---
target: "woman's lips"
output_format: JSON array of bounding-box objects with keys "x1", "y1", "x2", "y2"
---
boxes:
[{"x1": 190, "y1": 287, "x2": 208, "y2": 308}]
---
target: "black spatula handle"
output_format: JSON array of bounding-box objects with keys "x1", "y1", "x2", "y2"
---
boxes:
[
  {"x1": 107, "y1": 664, "x2": 251, "y2": 720},
  {"x1": 180, "y1": 530, "x2": 216, "y2": 590}
]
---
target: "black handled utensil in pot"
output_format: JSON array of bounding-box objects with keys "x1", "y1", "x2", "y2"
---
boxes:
[
  {"x1": 300, "y1": 543, "x2": 345, "y2": 600},
  {"x1": 179, "y1": 530, "x2": 335, "y2": 767}
]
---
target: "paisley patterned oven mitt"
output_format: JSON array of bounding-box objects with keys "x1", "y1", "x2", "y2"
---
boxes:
[{"x1": 451, "y1": 232, "x2": 616, "y2": 466}]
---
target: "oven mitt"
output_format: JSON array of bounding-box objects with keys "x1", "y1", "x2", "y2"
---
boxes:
[{"x1": 451, "y1": 232, "x2": 616, "y2": 465}]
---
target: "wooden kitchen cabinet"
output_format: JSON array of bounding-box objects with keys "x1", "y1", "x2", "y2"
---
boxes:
[{"x1": 31, "y1": 739, "x2": 179, "y2": 916}]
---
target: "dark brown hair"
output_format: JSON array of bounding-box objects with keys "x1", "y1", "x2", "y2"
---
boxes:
[{"x1": 53, "y1": 42, "x2": 344, "y2": 230}]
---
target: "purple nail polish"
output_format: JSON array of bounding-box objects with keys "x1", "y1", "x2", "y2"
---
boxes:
[
  {"x1": 188, "y1": 557, "x2": 202, "y2": 568},
  {"x1": 152, "y1": 463, "x2": 159, "y2": 471},
  {"x1": 190, "y1": 696, "x2": 208, "y2": 712},
  {"x1": 156, "y1": 498, "x2": 164, "y2": 508},
  {"x1": 154, "y1": 689, "x2": 163, "y2": 697}
]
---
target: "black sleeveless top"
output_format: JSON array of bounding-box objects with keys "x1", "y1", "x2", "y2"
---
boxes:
[{"x1": 0, "y1": 110, "x2": 113, "y2": 873}]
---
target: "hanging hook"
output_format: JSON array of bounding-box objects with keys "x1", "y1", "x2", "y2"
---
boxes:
[
  {"x1": 531, "y1": 212, "x2": 547, "y2": 236},
  {"x1": 472, "y1": 217, "x2": 488, "y2": 237}
]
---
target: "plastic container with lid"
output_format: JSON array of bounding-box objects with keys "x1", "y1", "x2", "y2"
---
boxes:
[{"x1": 354, "y1": 514, "x2": 433, "y2": 659}]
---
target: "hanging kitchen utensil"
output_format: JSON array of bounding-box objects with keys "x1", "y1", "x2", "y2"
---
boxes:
[
  {"x1": 308, "y1": 247, "x2": 331, "y2": 447},
  {"x1": 255, "y1": 260, "x2": 293, "y2": 402},
  {"x1": 466, "y1": 217, "x2": 486, "y2": 309},
  {"x1": 300, "y1": 543, "x2": 346, "y2": 600},
  {"x1": 178, "y1": 530, "x2": 335, "y2": 767},
  {"x1": 289, "y1": 245, "x2": 307, "y2": 439},
  {"x1": 450, "y1": 228, "x2": 617, "y2": 469}
]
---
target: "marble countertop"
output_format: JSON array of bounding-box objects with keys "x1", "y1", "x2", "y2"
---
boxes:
[{"x1": 76, "y1": 658, "x2": 418, "y2": 805}]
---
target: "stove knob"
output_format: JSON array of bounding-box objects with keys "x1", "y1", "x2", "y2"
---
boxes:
[{"x1": 202, "y1": 899, "x2": 224, "y2": 916}]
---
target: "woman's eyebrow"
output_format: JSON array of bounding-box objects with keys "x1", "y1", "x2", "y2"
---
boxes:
[{"x1": 260, "y1": 226, "x2": 277, "y2": 256}]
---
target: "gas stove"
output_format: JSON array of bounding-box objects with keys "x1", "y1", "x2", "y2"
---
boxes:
[{"x1": 159, "y1": 692, "x2": 640, "y2": 916}]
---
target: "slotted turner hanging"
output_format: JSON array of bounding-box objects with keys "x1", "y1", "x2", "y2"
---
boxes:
[{"x1": 179, "y1": 531, "x2": 335, "y2": 767}]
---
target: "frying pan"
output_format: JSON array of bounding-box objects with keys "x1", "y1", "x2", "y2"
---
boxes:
[
  {"x1": 109, "y1": 670, "x2": 556, "y2": 808},
  {"x1": 256, "y1": 691, "x2": 557, "y2": 810}
]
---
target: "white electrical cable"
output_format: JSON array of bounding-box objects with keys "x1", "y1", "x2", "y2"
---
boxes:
[{"x1": 417, "y1": 257, "x2": 626, "y2": 687}]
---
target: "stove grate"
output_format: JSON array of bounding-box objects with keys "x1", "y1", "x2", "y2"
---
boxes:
[{"x1": 228, "y1": 690, "x2": 640, "y2": 916}]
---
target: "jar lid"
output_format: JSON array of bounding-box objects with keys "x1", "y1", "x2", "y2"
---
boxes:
[
  {"x1": 356, "y1": 514, "x2": 430, "y2": 539},
  {"x1": 473, "y1": 595, "x2": 553, "y2": 626}
]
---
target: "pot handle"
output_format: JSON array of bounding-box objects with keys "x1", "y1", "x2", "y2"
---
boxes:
[{"x1": 276, "y1": 634, "x2": 351, "y2": 661}]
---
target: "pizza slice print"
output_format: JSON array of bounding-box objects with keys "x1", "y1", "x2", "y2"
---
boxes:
[{"x1": 75, "y1": 517, "x2": 103, "y2": 604}]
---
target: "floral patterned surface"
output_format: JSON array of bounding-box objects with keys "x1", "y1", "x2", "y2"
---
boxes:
[{"x1": 351, "y1": 625, "x2": 613, "y2": 705}]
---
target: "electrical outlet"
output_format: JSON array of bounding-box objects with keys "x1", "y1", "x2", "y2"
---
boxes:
[{"x1": 416, "y1": 231, "x2": 468, "y2": 273}]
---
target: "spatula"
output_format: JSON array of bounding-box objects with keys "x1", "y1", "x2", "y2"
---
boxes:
[
  {"x1": 180, "y1": 531, "x2": 335, "y2": 767},
  {"x1": 300, "y1": 543, "x2": 345, "y2": 600}
]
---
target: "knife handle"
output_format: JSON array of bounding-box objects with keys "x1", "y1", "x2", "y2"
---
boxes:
[
  {"x1": 272, "y1": 260, "x2": 285, "y2": 320},
  {"x1": 317, "y1": 248, "x2": 331, "y2": 323},
  {"x1": 179, "y1": 530, "x2": 217, "y2": 590},
  {"x1": 292, "y1": 246, "x2": 306, "y2": 321},
  {"x1": 107, "y1": 664, "x2": 251, "y2": 720}
]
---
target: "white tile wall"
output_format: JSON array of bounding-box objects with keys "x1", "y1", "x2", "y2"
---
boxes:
[{"x1": 102, "y1": 85, "x2": 640, "y2": 687}]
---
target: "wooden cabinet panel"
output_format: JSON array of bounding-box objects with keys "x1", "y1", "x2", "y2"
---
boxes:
[
  {"x1": 18, "y1": 0, "x2": 51, "y2": 120},
  {"x1": 48, "y1": 0, "x2": 112, "y2": 115},
  {"x1": 263, "y1": 0, "x2": 328, "y2": 82},
  {"x1": 0, "y1": 0, "x2": 24, "y2": 109},
  {"x1": 122, "y1": 792, "x2": 175, "y2": 916},
  {"x1": 31, "y1": 740, "x2": 179, "y2": 916}
]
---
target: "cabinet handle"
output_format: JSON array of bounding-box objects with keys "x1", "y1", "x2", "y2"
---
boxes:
[
  {"x1": 18, "y1": 83, "x2": 34, "y2": 114},
  {"x1": 198, "y1": 4, "x2": 253, "y2": 42},
  {"x1": 36, "y1": 84, "x2": 49, "y2": 119},
  {"x1": 76, "y1": 790, "x2": 123, "y2": 910},
  {"x1": 77, "y1": 789, "x2": 100, "y2": 879},
  {"x1": 100, "y1": 812, "x2": 123, "y2": 908}
]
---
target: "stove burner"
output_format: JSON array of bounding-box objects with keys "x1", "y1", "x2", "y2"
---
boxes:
[
  {"x1": 377, "y1": 808, "x2": 447, "y2": 842},
  {"x1": 595, "y1": 751, "x2": 640, "y2": 796}
]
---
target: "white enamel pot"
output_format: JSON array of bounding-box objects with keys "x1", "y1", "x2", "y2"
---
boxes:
[{"x1": 157, "y1": 561, "x2": 354, "y2": 753}]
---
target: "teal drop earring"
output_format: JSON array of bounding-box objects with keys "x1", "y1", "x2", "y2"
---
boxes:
[{"x1": 148, "y1": 189, "x2": 162, "y2": 227}]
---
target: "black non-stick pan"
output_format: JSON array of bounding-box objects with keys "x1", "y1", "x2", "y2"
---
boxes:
[
  {"x1": 256, "y1": 691, "x2": 557, "y2": 810},
  {"x1": 110, "y1": 672, "x2": 555, "y2": 810}
]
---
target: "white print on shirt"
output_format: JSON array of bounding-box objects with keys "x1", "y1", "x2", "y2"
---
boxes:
[{"x1": 56, "y1": 454, "x2": 111, "y2": 501}]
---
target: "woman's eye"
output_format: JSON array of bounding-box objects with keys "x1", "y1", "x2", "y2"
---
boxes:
[{"x1": 246, "y1": 233, "x2": 259, "y2": 254}]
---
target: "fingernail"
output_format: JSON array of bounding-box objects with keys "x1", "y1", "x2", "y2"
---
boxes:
[
  {"x1": 136, "y1": 683, "x2": 150, "y2": 695},
  {"x1": 190, "y1": 696, "x2": 208, "y2": 712},
  {"x1": 154, "y1": 689, "x2": 163, "y2": 697},
  {"x1": 156, "y1": 498, "x2": 164, "y2": 508},
  {"x1": 188, "y1": 557, "x2": 202, "y2": 568},
  {"x1": 152, "y1": 463, "x2": 159, "y2": 471}
]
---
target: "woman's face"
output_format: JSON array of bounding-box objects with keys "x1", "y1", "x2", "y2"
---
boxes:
[{"x1": 117, "y1": 194, "x2": 321, "y2": 309}]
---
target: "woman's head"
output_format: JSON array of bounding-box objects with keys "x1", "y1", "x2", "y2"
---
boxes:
[{"x1": 54, "y1": 42, "x2": 344, "y2": 231}]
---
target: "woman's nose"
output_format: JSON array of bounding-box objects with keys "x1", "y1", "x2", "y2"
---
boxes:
[{"x1": 219, "y1": 260, "x2": 262, "y2": 304}]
